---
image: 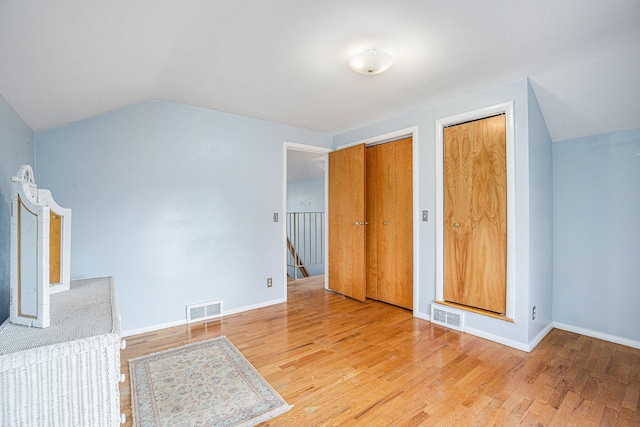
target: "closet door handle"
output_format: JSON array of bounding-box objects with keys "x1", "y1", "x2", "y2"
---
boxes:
[
  {"x1": 454, "y1": 222, "x2": 460, "y2": 228},
  {"x1": 383, "y1": 221, "x2": 388, "y2": 225},
  {"x1": 355, "y1": 221, "x2": 363, "y2": 226}
]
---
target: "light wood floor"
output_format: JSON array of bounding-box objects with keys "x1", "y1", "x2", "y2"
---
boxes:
[{"x1": 119, "y1": 275, "x2": 640, "y2": 426}]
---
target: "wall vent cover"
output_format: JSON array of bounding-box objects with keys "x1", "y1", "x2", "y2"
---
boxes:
[
  {"x1": 431, "y1": 304, "x2": 464, "y2": 331},
  {"x1": 186, "y1": 300, "x2": 223, "y2": 324}
]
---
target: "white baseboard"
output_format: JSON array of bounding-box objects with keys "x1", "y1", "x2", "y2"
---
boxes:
[
  {"x1": 417, "y1": 308, "x2": 540, "y2": 352},
  {"x1": 463, "y1": 326, "x2": 530, "y2": 352},
  {"x1": 122, "y1": 319, "x2": 187, "y2": 337},
  {"x1": 122, "y1": 298, "x2": 286, "y2": 337},
  {"x1": 553, "y1": 322, "x2": 640, "y2": 350},
  {"x1": 222, "y1": 298, "x2": 285, "y2": 316},
  {"x1": 528, "y1": 322, "x2": 555, "y2": 351},
  {"x1": 459, "y1": 322, "x2": 638, "y2": 352},
  {"x1": 414, "y1": 310, "x2": 430, "y2": 322}
]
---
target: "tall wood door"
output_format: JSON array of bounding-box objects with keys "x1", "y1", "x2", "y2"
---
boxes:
[
  {"x1": 328, "y1": 144, "x2": 366, "y2": 302},
  {"x1": 366, "y1": 137, "x2": 413, "y2": 309},
  {"x1": 443, "y1": 114, "x2": 507, "y2": 314},
  {"x1": 365, "y1": 148, "x2": 379, "y2": 299}
]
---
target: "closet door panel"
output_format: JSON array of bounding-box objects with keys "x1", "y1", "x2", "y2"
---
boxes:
[
  {"x1": 375, "y1": 142, "x2": 397, "y2": 304},
  {"x1": 443, "y1": 115, "x2": 506, "y2": 314},
  {"x1": 443, "y1": 124, "x2": 473, "y2": 306},
  {"x1": 374, "y1": 137, "x2": 413, "y2": 310},
  {"x1": 365, "y1": 147, "x2": 378, "y2": 299},
  {"x1": 470, "y1": 115, "x2": 506, "y2": 313},
  {"x1": 392, "y1": 137, "x2": 413, "y2": 309},
  {"x1": 328, "y1": 144, "x2": 367, "y2": 302}
]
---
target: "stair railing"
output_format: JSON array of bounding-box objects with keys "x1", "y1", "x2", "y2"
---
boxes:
[{"x1": 286, "y1": 212, "x2": 324, "y2": 279}]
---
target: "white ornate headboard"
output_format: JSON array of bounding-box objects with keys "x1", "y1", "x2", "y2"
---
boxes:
[{"x1": 10, "y1": 165, "x2": 72, "y2": 328}]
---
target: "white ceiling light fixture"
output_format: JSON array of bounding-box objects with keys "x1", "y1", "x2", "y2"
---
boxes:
[{"x1": 348, "y1": 49, "x2": 393, "y2": 75}]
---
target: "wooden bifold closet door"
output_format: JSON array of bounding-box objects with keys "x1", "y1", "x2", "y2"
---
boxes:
[
  {"x1": 328, "y1": 138, "x2": 413, "y2": 310},
  {"x1": 443, "y1": 114, "x2": 507, "y2": 314},
  {"x1": 366, "y1": 137, "x2": 413, "y2": 310},
  {"x1": 328, "y1": 144, "x2": 367, "y2": 302}
]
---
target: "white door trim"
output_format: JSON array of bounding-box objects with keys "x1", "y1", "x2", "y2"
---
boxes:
[
  {"x1": 434, "y1": 102, "x2": 516, "y2": 320},
  {"x1": 282, "y1": 142, "x2": 332, "y2": 301},
  {"x1": 338, "y1": 126, "x2": 420, "y2": 316}
]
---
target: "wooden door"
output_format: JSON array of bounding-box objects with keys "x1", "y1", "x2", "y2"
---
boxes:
[
  {"x1": 366, "y1": 137, "x2": 413, "y2": 309},
  {"x1": 365, "y1": 147, "x2": 379, "y2": 299},
  {"x1": 328, "y1": 144, "x2": 366, "y2": 302},
  {"x1": 443, "y1": 114, "x2": 507, "y2": 314},
  {"x1": 386, "y1": 137, "x2": 413, "y2": 309}
]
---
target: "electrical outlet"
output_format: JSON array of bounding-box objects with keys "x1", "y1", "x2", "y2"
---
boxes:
[
  {"x1": 532, "y1": 306, "x2": 536, "y2": 320},
  {"x1": 267, "y1": 278, "x2": 273, "y2": 287},
  {"x1": 422, "y1": 210, "x2": 429, "y2": 221}
]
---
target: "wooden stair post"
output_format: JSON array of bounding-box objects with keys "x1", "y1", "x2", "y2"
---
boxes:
[{"x1": 287, "y1": 237, "x2": 309, "y2": 278}]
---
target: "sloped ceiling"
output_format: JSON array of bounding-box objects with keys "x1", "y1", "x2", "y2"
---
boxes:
[
  {"x1": 1, "y1": 1, "x2": 638, "y2": 141},
  {"x1": 288, "y1": 150, "x2": 325, "y2": 182}
]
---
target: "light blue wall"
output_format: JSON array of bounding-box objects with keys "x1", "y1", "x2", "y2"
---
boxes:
[
  {"x1": 15, "y1": 81, "x2": 638, "y2": 348},
  {"x1": 35, "y1": 100, "x2": 331, "y2": 332},
  {"x1": 287, "y1": 178, "x2": 324, "y2": 213},
  {"x1": 0, "y1": 95, "x2": 34, "y2": 323},
  {"x1": 334, "y1": 78, "x2": 543, "y2": 349},
  {"x1": 526, "y1": 81, "x2": 554, "y2": 343},
  {"x1": 553, "y1": 128, "x2": 640, "y2": 342}
]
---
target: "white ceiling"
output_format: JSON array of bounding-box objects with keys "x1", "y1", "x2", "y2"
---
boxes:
[{"x1": 1, "y1": 1, "x2": 639, "y2": 142}]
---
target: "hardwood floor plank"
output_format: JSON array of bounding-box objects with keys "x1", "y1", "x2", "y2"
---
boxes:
[{"x1": 119, "y1": 275, "x2": 640, "y2": 426}]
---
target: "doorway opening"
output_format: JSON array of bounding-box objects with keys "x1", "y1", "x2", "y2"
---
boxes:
[{"x1": 282, "y1": 142, "x2": 332, "y2": 300}]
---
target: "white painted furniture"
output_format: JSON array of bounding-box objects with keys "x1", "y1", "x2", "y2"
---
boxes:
[
  {"x1": 10, "y1": 164, "x2": 72, "y2": 328},
  {"x1": 0, "y1": 277, "x2": 125, "y2": 426}
]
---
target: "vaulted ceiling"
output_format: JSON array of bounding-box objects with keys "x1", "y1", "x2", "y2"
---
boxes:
[{"x1": 1, "y1": 1, "x2": 638, "y2": 142}]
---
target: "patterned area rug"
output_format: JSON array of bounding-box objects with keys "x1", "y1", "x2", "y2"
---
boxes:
[{"x1": 129, "y1": 336, "x2": 292, "y2": 427}]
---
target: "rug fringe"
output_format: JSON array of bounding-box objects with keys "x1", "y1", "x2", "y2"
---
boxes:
[{"x1": 239, "y1": 404, "x2": 293, "y2": 427}]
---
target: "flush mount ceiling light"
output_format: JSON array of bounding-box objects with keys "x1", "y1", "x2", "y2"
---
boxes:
[{"x1": 348, "y1": 49, "x2": 393, "y2": 75}]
